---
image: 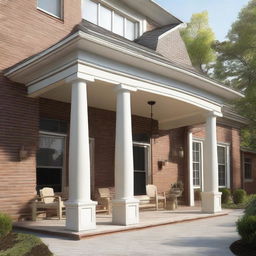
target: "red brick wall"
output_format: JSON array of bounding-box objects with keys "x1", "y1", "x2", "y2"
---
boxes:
[
  {"x1": 243, "y1": 152, "x2": 256, "y2": 194},
  {"x1": 191, "y1": 123, "x2": 242, "y2": 191},
  {"x1": 0, "y1": 0, "x2": 81, "y2": 70},
  {"x1": 0, "y1": 74, "x2": 39, "y2": 220}
]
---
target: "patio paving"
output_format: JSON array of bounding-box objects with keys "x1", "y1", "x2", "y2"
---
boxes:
[{"x1": 14, "y1": 206, "x2": 230, "y2": 240}]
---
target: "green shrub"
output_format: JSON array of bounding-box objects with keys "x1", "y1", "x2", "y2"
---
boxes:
[
  {"x1": 219, "y1": 188, "x2": 231, "y2": 204},
  {"x1": 245, "y1": 196, "x2": 256, "y2": 216},
  {"x1": 233, "y1": 189, "x2": 247, "y2": 204},
  {"x1": 0, "y1": 213, "x2": 12, "y2": 238},
  {"x1": 237, "y1": 215, "x2": 256, "y2": 248}
]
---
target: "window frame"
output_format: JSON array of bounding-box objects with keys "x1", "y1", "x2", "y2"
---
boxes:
[
  {"x1": 83, "y1": 0, "x2": 139, "y2": 40},
  {"x1": 217, "y1": 143, "x2": 230, "y2": 188},
  {"x1": 192, "y1": 140, "x2": 203, "y2": 189},
  {"x1": 244, "y1": 157, "x2": 253, "y2": 181},
  {"x1": 37, "y1": 0, "x2": 64, "y2": 20}
]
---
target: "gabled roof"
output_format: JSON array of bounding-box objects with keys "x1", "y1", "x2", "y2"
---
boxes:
[{"x1": 135, "y1": 24, "x2": 179, "y2": 50}]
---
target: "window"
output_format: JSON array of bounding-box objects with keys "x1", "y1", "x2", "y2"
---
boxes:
[
  {"x1": 244, "y1": 157, "x2": 252, "y2": 180},
  {"x1": 218, "y1": 145, "x2": 228, "y2": 187},
  {"x1": 83, "y1": 0, "x2": 138, "y2": 40},
  {"x1": 192, "y1": 141, "x2": 202, "y2": 187},
  {"x1": 37, "y1": 0, "x2": 63, "y2": 18}
]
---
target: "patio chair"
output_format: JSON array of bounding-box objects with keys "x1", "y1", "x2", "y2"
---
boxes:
[
  {"x1": 146, "y1": 184, "x2": 166, "y2": 210},
  {"x1": 96, "y1": 188, "x2": 112, "y2": 214},
  {"x1": 31, "y1": 187, "x2": 65, "y2": 221}
]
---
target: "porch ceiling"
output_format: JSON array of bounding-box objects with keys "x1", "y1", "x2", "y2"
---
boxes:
[{"x1": 39, "y1": 79, "x2": 206, "y2": 129}]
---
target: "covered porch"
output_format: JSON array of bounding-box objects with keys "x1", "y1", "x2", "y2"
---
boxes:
[{"x1": 4, "y1": 22, "x2": 233, "y2": 232}]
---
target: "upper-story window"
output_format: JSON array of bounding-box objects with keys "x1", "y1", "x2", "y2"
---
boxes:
[
  {"x1": 83, "y1": 0, "x2": 139, "y2": 40},
  {"x1": 37, "y1": 0, "x2": 63, "y2": 19}
]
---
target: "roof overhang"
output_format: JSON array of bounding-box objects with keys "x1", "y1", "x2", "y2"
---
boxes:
[
  {"x1": 5, "y1": 27, "x2": 244, "y2": 103},
  {"x1": 120, "y1": 0, "x2": 182, "y2": 26}
]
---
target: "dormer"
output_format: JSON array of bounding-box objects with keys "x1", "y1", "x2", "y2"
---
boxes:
[{"x1": 82, "y1": 0, "x2": 182, "y2": 40}]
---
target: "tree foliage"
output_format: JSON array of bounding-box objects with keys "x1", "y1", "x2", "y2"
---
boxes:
[
  {"x1": 181, "y1": 11, "x2": 216, "y2": 73},
  {"x1": 213, "y1": 0, "x2": 256, "y2": 150}
]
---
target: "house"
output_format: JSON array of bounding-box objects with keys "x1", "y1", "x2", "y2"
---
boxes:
[{"x1": 0, "y1": 0, "x2": 251, "y2": 232}]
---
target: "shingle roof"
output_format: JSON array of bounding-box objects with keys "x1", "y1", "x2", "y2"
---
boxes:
[{"x1": 134, "y1": 24, "x2": 179, "y2": 50}]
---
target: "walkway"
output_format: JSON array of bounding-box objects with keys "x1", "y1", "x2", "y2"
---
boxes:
[{"x1": 36, "y1": 209, "x2": 242, "y2": 256}]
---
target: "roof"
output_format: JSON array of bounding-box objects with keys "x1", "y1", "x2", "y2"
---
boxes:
[
  {"x1": 135, "y1": 24, "x2": 179, "y2": 50},
  {"x1": 4, "y1": 20, "x2": 244, "y2": 101}
]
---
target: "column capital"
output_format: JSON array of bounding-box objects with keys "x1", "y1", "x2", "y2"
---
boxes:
[
  {"x1": 115, "y1": 84, "x2": 137, "y2": 93},
  {"x1": 204, "y1": 111, "x2": 223, "y2": 119},
  {"x1": 65, "y1": 72, "x2": 95, "y2": 85}
]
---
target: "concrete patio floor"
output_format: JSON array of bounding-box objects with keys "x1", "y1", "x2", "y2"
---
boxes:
[{"x1": 14, "y1": 206, "x2": 230, "y2": 240}]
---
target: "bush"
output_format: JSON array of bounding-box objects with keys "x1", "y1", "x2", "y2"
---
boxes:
[
  {"x1": 237, "y1": 215, "x2": 256, "y2": 248},
  {"x1": 233, "y1": 189, "x2": 247, "y2": 204},
  {"x1": 219, "y1": 188, "x2": 231, "y2": 204},
  {"x1": 0, "y1": 213, "x2": 12, "y2": 238},
  {"x1": 245, "y1": 196, "x2": 256, "y2": 216}
]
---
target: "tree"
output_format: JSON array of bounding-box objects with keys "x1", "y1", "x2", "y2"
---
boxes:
[
  {"x1": 213, "y1": 0, "x2": 256, "y2": 150},
  {"x1": 181, "y1": 11, "x2": 216, "y2": 73}
]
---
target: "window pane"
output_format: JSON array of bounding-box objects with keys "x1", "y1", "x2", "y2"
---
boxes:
[
  {"x1": 37, "y1": 136, "x2": 64, "y2": 167},
  {"x1": 218, "y1": 146, "x2": 225, "y2": 164},
  {"x1": 83, "y1": 0, "x2": 98, "y2": 24},
  {"x1": 192, "y1": 142, "x2": 201, "y2": 186},
  {"x1": 38, "y1": 0, "x2": 62, "y2": 17},
  {"x1": 218, "y1": 165, "x2": 226, "y2": 186},
  {"x1": 126, "y1": 19, "x2": 135, "y2": 40},
  {"x1": 113, "y1": 13, "x2": 124, "y2": 36},
  {"x1": 100, "y1": 5, "x2": 112, "y2": 30},
  {"x1": 244, "y1": 158, "x2": 252, "y2": 179}
]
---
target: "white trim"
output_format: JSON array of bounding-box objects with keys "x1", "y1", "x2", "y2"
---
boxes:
[
  {"x1": 188, "y1": 132, "x2": 194, "y2": 206},
  {"x1": 5, "y1": 30, "x2": 243, "y2": 101},
  {"x1": 158, "y1": 23, "x2": 186, "y2": 40}
]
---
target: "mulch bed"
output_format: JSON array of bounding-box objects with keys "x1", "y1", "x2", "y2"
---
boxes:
[
  {"x1": 230, "y1": 240, "x2": 256, "y2": 256},
  {"x1": 0, "y1": 232, "x2": 18, "y2": 251},
  {"x1": 24, "y1": 244, "x2": 52, "y2": 256}
]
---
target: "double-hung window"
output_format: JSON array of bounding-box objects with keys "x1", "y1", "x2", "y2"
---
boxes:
[
  {"x1": 37, "y1": 0, "x2": 63, "y2": 19},
  {"x1": 244, "y1": 157, "x2": 252, "y2": 180},
  {"x1": 217, "y1": 145, "x2": 230, "y2": 187},
  {"x1": 83, "y1": 0, "x2": 139, "y2": 40},
  {"x1": 192, "y1": 141, "x2": 202, "y2": 187}
]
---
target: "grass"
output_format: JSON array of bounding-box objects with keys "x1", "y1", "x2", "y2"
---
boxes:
[{"x1": 0, "y1": 232, "x2": 53, "y2": 256}]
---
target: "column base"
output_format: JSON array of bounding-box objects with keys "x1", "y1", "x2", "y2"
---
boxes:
[
  {"x1": 112, "y1": 198, "x2": 139, "y2": 226},
  {"x1": 65, "y1": 201, "x2": 97, "y2": 232},
  {"x1": 201, "y1": 192, "x2": 222, "y2": 213}
]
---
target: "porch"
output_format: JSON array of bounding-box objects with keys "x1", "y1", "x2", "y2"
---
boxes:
[{"x1": 14, "y1": 206, "x2": 230, "y2": 240}]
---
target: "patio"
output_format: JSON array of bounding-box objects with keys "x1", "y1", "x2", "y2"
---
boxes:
[{"x1": 14, "y1": 206, "x2": 230, "y2": 240}]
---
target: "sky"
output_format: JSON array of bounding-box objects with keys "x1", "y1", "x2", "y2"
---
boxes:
[{"x1": 155, "y1": 0, "x2": 250, "y2": 41}]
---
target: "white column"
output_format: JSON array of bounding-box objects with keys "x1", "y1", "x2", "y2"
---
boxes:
[
  {"x1": 201, "y1": 112, "x2": 222, "y2": 213},
  {"x1": 65, "y1": 79, "x2": 97, "y2": 231},
  {"x1": 188, "y1": 131, "x2": 195, "y2": 206},
  {"x1": 112, "y1": 84, "x2": 139, "y2": 226}
]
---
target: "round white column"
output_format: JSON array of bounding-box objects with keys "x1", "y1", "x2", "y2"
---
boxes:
[
  {"x1": 201, "y1": 112, "x2": 222, "y2": 213},
  {"x1": 112, "y1": 84, "x2": 139, "y2": 226},
  {"x1": 66, "y1": 79, "x2": 97, "y2": 232},
  {"x1": 115, "y1": 88, "x2": 134, "y2": 200}
]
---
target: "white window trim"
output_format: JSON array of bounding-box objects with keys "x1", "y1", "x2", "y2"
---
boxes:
[
  {"x1": 192, "y1": 139, "x2": 204, "y2": 189},
  {"x1": 191, "y1": 138, "x2": 231, "y2": 189},
  {"x1": 217, "y1": 142, "x2": 231, "y2": 189},
  {"x1": 83, "y1": 0, "x2": 140, "y2": 39},
  {"x1": 37, "y1": 0, "x2": 64, "y2": 20}
]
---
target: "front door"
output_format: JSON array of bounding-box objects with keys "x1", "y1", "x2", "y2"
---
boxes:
[
  {"x1": 36, "y1": 133, "x2": 66, "y2": 192},
  {"x1": 133, "y1": 143, "x2": 150, "y2": 195}
]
